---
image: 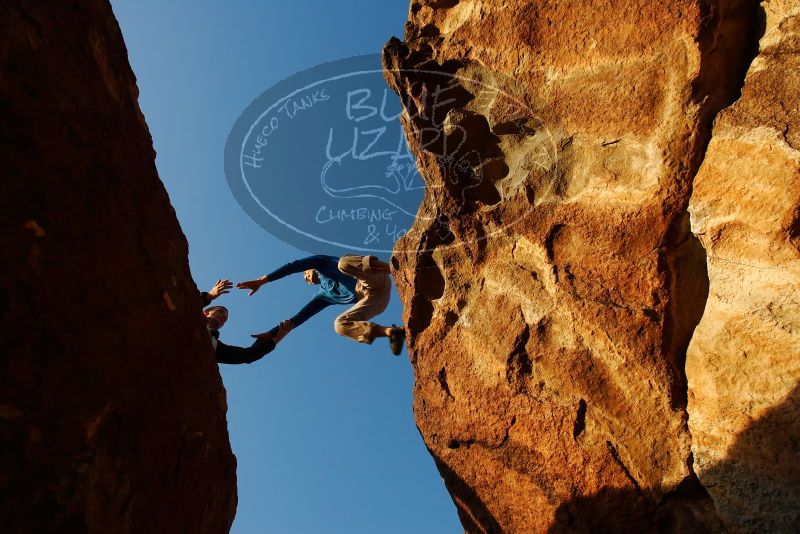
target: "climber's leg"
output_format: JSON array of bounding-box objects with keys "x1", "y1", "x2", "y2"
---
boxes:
[
  {"x1": 333, "y1": 289, "x2": 391, "y2": 344},
  {"x1": 333, "y1": 257, "x2": 405, "y2": 353},
  {"x1": 337, "y1": 254, "x2": 390, "y2": 290}
]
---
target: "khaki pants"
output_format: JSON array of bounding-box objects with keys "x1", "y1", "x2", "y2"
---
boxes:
[{"x1": 334, "y1": 255, "x2": 391, "y2": 344}]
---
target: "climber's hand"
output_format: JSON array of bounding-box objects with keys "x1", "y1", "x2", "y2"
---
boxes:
[
  {"x1": 251, "y1": 320, "x2": 292, "y2": 342},
  {"x1": 274, "y1": 320, "x2": 293, "y2": 342},
  {"x1": 207, "y1": 279, "x2": 232, "y2": 300},
  {"x1": 237, "y1": 275, "x2": 268, "y2": 296}
]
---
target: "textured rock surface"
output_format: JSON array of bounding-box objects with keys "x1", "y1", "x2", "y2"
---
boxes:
[
  {"x1": 383, "y1": 0, "x2": 798, "y2": 532},
  {"x1": 0, "y1": 1, "x2": 236, "y2": 532},
  {"x1": 687, "y1": 1, "x2": 800, "y2": 531}
]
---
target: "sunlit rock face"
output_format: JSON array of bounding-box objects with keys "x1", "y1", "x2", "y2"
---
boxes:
[
  {"x1": 687, "y1": 1, "x2": 800, "y2": 532},
  {"x1": 384, "y1": 0, "x2": 798, "y2": 532},
  {"x1": 0, "y1": 1, "x2": 236, "y2": 532}
]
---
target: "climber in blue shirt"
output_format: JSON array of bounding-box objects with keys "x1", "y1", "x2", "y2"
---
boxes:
[{"x1": 237, "y1": 254, "x2": 405, "y2": 354}]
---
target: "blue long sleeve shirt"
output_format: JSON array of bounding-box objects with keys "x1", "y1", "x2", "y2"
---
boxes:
[{"x1": 266, "y1": 255, "x2": 357, "y2": 329}]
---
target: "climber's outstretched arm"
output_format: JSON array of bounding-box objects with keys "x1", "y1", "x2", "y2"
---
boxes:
[
  {"x1": 251, "y1": 297, "x2": 331, "y2": 338},
  {"x1": 216, "y1": 320, "x2": 292, "y2": 365},
  {"x1": 236, "y1": 255, "x2": 337, "y2": 295}
]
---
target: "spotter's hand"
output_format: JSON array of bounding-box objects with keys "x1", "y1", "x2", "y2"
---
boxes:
[{"x1": 207, "y1": 279, "x2": 232, "y2": 300}]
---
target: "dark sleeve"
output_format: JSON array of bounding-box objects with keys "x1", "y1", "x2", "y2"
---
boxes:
[
  {"x1": 266, "y1": 255, "x2": 338, "y2": 282},
  {"x1": 200, "y1": 292, "x2": 212, "y2": 306},
  {"x1": 215, "y1": 338, "x2": 276, "y2": 365},
  {"x1": 287, "y1": 296, "x2": 331, "y2": 329}
]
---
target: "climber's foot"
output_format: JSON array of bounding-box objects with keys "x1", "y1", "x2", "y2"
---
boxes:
[{"x1": 388, "y1": 326, "x2": 406, "y2": 355}]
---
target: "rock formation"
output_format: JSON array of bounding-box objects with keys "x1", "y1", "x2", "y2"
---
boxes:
[
  {"x1": 384, "y1": 0, "x2": 799, "y2": 532},
  {"x1": 0, "y1": 1, "x2": 236, "y2": 532},
  {"x1": 687, "y1": 1, "x2": 800, "y2": 531}
]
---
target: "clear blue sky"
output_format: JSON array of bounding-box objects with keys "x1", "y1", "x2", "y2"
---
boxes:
[{"x1": 110, "y1": 1, "x2": 460, "y2": 533}]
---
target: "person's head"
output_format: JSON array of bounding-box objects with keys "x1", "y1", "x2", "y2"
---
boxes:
[
  {"x1": 303, "y1": 269, "x2": 320, "y2": 285},
  {"x1": 204, "y1": 305, "x2": 228, "y2": 329}
]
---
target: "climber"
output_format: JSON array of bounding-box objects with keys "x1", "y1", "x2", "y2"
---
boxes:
[
  {"x1": 235, "y1": 255, "x2": 406, "y2": 355},
  {"x1": 201, "y1": 278, "x2": 293, "y2": 364}
]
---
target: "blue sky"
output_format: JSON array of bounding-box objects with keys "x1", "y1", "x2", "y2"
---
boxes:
[{"x1": 111, "y1": 1, "x2": 459, "y2": 533}]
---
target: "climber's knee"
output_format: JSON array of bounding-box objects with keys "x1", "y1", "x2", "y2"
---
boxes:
[
  {"x1": 337, "y1": 255, "x2": 359, "y2": 276},
  {"x1": 334, "y1": 315, "x2": 351, "y2": 337}
]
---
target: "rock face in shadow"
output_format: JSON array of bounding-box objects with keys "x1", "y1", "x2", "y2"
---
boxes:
[
  {"x1": 0, "y1": 1, "x2": 236, "y2": 532},
  {"x1": 687, "y1": 2, "x2": 800, "y2": 531},
  {"x1": 384, "y1": 0, "x2": 797, "y2": 532},
  {"x1": 547, "y1": 384, "x2": 800, "y2": 533}
]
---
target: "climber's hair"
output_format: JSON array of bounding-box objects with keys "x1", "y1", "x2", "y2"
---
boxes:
[{"x1": 205, "y1": 305, "x2": 228, "y2": 316}]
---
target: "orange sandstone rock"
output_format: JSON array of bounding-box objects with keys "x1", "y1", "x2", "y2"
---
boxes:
[
  {"x1": 687, "y1": 1, "x2": 800, "y2": 531},
  {"x1": 383, "y1": 0, "x2": 790, "y2": 532}
]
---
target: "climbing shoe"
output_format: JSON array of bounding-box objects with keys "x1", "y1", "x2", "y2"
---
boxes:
[{"x1": 389, "y1": 326, "x2": 406, "y2": 355}]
